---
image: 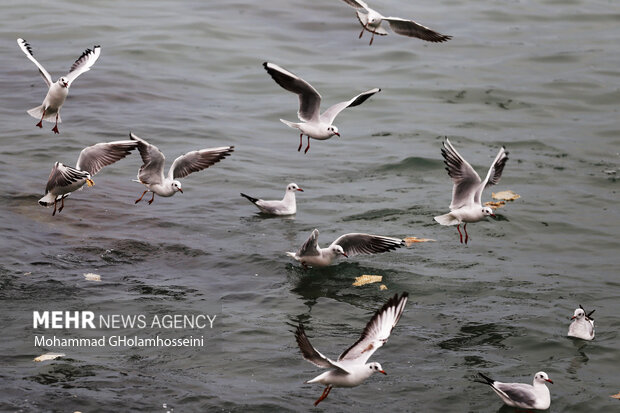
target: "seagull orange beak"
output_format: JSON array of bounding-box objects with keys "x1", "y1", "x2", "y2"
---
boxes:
[
  {"x1": 490, "y1": 213, "x2": 496, "y2": 217},
  {"x1": 379, "y1": 370, "x2": 387, "y2": 375},
  {"x1": 178, "y1": 188, "x2": 183, "y2": 193},
  {"x1": 571, "y1": 316, "x2": 576, "y2": 320},
  {"x1": 342, "y1": 252, "x2": 348, "y2": 258},
  {"x1": 545, "y1": 379, "x2": 553, "y2": 384},
  {"x1": 297, "y1": 188, "x2": 304, "y2": 192},
  {"x1": 335, "y1": 132, "x2": 341, "y2": 137}
]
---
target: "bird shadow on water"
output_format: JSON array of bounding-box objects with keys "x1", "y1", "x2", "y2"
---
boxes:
[{"x1": 286, "y1": 262, "x2": 403, "y2": 309}]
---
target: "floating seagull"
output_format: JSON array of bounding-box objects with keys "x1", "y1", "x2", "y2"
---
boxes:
[
  {"x1": 263, "y1": 62, "x2": 380, "y2": 153},
  {"x1": 287, "y1": 228, "x2": 404, "y2": 268},
  {"x1": 130, "y1": 133, "x2": 234, "y2": 205},
  {"x1": 568, "y1": 305, "x2": 595, "y2": 341},
  {"x1": 475, "y1": 371, "x2": 553, "y2": 410},
  {"x1": 39, "y1": 140, "x2": 138, "y2": 216},
  {"x1": 434, "y1": 138, "x2": 509, "y2": 244},
  {"x1": 240, "y1": 183, "x2": 303, "y2": 215},
  {"x1": 17, "y1": 38, "x2": 100, "y2": 134},
  {"x1": 340, "y1": 0, "x2": 452, "y2": 45},
  {"x1": 295, "y1": 292, "x2": 408, "y2": 406}
]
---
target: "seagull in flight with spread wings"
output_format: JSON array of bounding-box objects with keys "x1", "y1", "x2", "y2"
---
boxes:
[
  {"x1": 340, "y1": 0, "x2": 452, "y2": 45},
  {"x1": 39, "y1": 140, "x2": 138, "y2": 216},
  {"x1": 434, "y1": 138, "x2": 509, "y2": 244},
  {"x1": 129, "y1": 133, "x2": 234, "y2": 205},
  {"x1": 263, "y1": 62, "x2": 380, "y2": 153},
  {"x1": 17, "y1": 38, "x2": 101, "y2": 134},
  {"x1": 295, "y1": 292, "x2": 408, "y2": 406},
  {"x1": 287, "y1": 228, "x2": 404, "y2": 268}
]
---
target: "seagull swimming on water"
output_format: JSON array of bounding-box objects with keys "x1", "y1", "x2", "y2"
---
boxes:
[
  {"x1": 568, "y1": 305, "x2": 595, "y2": 340},
  {"x1": 263, "y1": 62, "x2": 380, "y2": 153},
  {"x1": 130, "y1": 133, "x2": 234, "y2": 205},
  {"x1": 295, "y1": 292, "x2": 408, "y2": 406},
  {"x1": 240, "y1": 183, "x2": 303, "y2": 216},
  {"x1": 38, "y1": 140, "x2": 138, "y2": 216},
  {"x1": 475, "y1": 371, "x2": 553, "y2": 410},
  {"x1": 340, "y1": 0, "x2": 452, "y2": 45},
  {"x1": 434, "y1": 138, "x2": 509, "y2": 244},
  {"x1": 287, "y1": 228, "x2": 404, "y2": 268},
  {"x1": 17, "y1": 38, "x2": 101, "y2": 134}
]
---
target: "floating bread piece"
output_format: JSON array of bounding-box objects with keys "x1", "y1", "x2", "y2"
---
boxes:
[
  {"x1": 379, "y1": 284, "x2": 388, "y2": 291},
  {"x1": 484, "y1": 200, "x2": 506, "y2": 210},
  {"x1": 492, "y1": 190, "x2": 520, "y2": 201},
  {"x1": 83, "y1": 273, "x2": 101, "y2": 281},
  {"x1": 611, "y1": 392, "x2": 620, "y2": 399},
  {"x1": 34, "y1": 352, "x2": 65, "y2": 362},
  {"x1": 404, "y1": 236, "x2": 435, "y2": 246},
  {"x1": 353, "y1": 275, "x2": 382, "y2": 286}
]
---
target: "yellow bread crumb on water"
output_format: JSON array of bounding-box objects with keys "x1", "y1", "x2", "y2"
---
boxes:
[
  {"x1": 404, "y1": 237, "x2": 435, "y2": 246},
  {"x1": 484, "y1": 200, "x2": 506, "y2": 210},
  {"x1": 34, "y1": 352, "x2": 65, "y2": 362},
  {"x1": 83, "y1": 273, "x2": 101, "y2": 281},
  {"x1": 491, "y1": 190, "x2": 520, "y2": 201},
  {"x1": 611, "y1": 392, "x2": 620, "y2": 399},
  {"x1": 353, "y1": 275, "x2": 382, "y2": 286},
  {"x1": 379, "y1": 284, "x2": 388, "y2": 290}
]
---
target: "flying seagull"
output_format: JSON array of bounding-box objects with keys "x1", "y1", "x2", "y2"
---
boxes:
[
  {"x1": 263, "y1": 62, "x2": 380, "y2": 153},
  {"x1": 287, "y1": 228, "x2": 404, "y2": 268},
  {"x1": 39, "y1": 140, "x2": 138, "y2": 215},
  {"x1": 434, "y1": 138, "x2": 508, "y2": 244},
  {"x1": 295, "y1": 292, "x2": 408, "y2": 406},
  {"x1": 340, "y1": 0, "x2": 452, "y2": 45},
  {"x1": 130, "y1": 132, "x2": 234, "y2": 205},
  {"x1": 17, "y1": 38, "x2": 101, "y2": 134}
]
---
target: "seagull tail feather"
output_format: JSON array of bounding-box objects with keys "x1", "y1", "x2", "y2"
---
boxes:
[{"x1": 27, "y1": 105, "x2": 59, "y2": 122}]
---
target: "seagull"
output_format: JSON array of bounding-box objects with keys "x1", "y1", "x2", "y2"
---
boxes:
[
  {"x1": 295, "y1": 292, "x2": 408, "y2": 406},
  {"x1": 568, "y1": 305, "x2": 595, "y2": 340},
  {"x1": 434, "y1": 138, "x2": 509, "y2": 244},
  {"x1": 38, "y1": 140, "x2": 138, "y2": 216},
  {"x1": 475, "y1": 371, "x2": 553, "y2": 410},
  {"x1": 340, "y1": 0, "x2": 452, "y2": 45},
  {"x1": 287, "y1": 228, "x2": 404, "y2": 268},
  {"x1": 240, "y1": 183, "x2": 303, "y2": 216},
  {"x1": 17, "y1": 38, "x2": 101, "y2": 134},
  {"x1": 129, "y1": 132, "x2": 234, "y2": 205},
  {"x1": 263, "y1": 62, "x2": 380, "y2": 153}
]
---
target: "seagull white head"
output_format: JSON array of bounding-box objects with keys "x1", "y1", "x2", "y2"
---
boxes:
[
  {"x1": 327, "y1": 125, "x2": 340, "y2": 137},
  {"x1": 368, "y1": 362, "x2": 387, "y2": 375},
  {"x1": 171, "y1": 180, "x2": 183, "y2": 193},
  {"x1": 287, "y1": 183, "x2": 304, "y2": 192},
  {"x1": 58, "y1": 76, "x2": 68, "y2": 88},
  {"x1": 482, "y1": 206, "x2": 495, "y2": 217},
  {"x1": 332, "y1": 244, "x2": 348, "y2": 258},
  {"x1": 571, "y1": 308, "x2": 585, "y2": 320},
  {"x1": 534, "y1": 372, "x2": 553, "y2": 384}
]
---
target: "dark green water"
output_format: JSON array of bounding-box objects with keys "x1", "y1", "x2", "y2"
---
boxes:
[{"x1": 1, "y1": 0, "x2": 619, "y2": 411}]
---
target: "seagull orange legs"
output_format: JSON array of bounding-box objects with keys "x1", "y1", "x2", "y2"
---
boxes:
[
  {"x1": 456, "y1": 223, "x2": 469, "y2": 244},
  {"x1": 313, "y1": 385, "x2": 332, "y2": 406},
  {"x1": 297, "y1": 134, "x2": 311, "y2": 154},
  {"x1": 36, "y1": 109, "x2": 45, "y2": 128},
  {"x1": 135, "y1": 190, "x2": 156, "y2": 205},
  {"x1": 51, "y1": 196, "x2": 65, "y2": 216},
  {"x1": 358, "y1": 24, "x2": 375, "y2": 45},
  {"x1": 135, "y1": 190, "x2": 148, "y2": 204},
  {"x1": 52, "y1": 113, "x2": 60, "y2": 134}
]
